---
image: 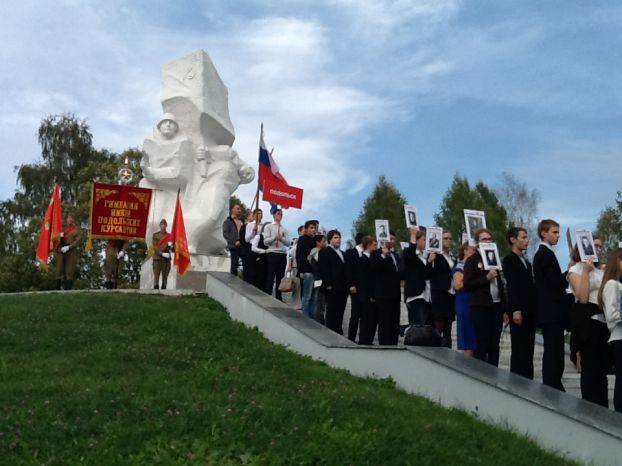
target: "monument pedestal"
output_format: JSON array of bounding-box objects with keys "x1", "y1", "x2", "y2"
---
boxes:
[{"x1": 140, "y1": 254, "x2": 230, "y2": 291}]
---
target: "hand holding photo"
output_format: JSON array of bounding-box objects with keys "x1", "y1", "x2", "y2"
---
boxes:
[
  {"x1": 404, "y1": 204, "x2": 418, "y2": 228},
  {"x1": 576, "y1": 229, "x2": 598, "y2": 262},
  {"x1": 399, "y1": 241, "x2": 409, "y2": 251},
  {"x1": 464, "y1": 209, "x2": 487, "y2": 240},
  {"x1": 426, "y1": 226, "x2": 443, "y2": 253},
  {"x1": 479, "y1": 242, "x2": 501, "y2": 270}
]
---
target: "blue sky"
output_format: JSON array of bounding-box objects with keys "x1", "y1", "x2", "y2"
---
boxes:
[{"x1": 1, "y1": 1, "x2": 621, "y2": 256}]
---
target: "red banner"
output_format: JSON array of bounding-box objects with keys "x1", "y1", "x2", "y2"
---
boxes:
[
  {"x1": 262, "y1": 179, "x2": 304, "y2": 209},
  {"x1": 89, "y1": 182, "x2": 152, "y2": 240}
]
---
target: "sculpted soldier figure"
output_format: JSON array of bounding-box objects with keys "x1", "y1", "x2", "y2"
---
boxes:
[
  {"x1": 152, "y1": 219, "x2": 172, "y2": 289},
  {"x1": 55, "y1": 213, "x2": 81, "y2": 290}
]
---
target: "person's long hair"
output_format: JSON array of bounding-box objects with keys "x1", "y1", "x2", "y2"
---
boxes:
[{"x1": 597, "y1": 248, "x2": 622, "y2": 308}]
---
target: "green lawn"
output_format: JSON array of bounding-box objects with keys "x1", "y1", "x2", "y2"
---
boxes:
[{"x1": 0, "y1": 294, "x2": 575, "y2": 465}]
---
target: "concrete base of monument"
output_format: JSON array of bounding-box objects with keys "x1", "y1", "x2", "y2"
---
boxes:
[{"x1": 139, "y1": 254, "x2": 231, "y2": 291}]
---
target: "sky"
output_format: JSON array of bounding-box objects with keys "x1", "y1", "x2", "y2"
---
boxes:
[{"x1": 2, "y1": 0, "x2": 621, "y2": 257}]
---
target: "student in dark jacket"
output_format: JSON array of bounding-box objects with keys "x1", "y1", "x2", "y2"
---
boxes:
[
  {"x1": 429, "y1": 231, "x2": 456, "y2": 347},
  {"x1": 296, "y1": 220, "x2": 319, "y2": 319},
  {"x1": 357, "y1": 236, "x2": 378, "y2": 345},
  {"x1": 502, "y1": 227, "x2": 537, "y2": 379},
  {"x1": 533, "y1": 219, "x2": 570, "y2": 392},
  {"x1": 345, "y1": 233, "x2": 364, "y2": 341},
  {"x1": 319, "y1": 230, "x2": 349, "y2": 335},
  {"x1": 371, "y1": 231, "x2": 402, "y2": 345},
  {"x1": 463, "y1": 228, "x2": 506, "y2": 367},
  {"x1": 401, "y1": 227, "x2": 433, "y2": 327}
]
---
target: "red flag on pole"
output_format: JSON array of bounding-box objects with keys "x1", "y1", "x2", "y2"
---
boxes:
[
  {"x1": 36, "y1": 183, "x2": 63, "y2": 269},
  {"x1": 170, "y1": 191, "x2": 190, "y2": 276}
]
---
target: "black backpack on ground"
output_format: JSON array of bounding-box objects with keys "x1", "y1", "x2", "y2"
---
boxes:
[{"x1": 403, "y1": 325, "x2": 443, "y2": 347}]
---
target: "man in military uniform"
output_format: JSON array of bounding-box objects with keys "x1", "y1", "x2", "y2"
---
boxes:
[
  {"x1": 104, "y1": 239, "x2": 129, "y2": 289},
  {"x1": 56, "y1": 213, "x2": 81, "y2": 290},
  {"x1": 152, "y1": 219, "x2": 172, "y2": 289}
]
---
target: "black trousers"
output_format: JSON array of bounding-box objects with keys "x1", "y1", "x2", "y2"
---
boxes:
[
  {"x1": 325, "y1": 289, "x2": 348, "y2": 335},
  {"x1": 241, "y1": 249, "x2": 254, "y2": 284},
  {"x1": 541, "y1": 322, "x2": 566, "y2": 391},
  {"x1": 265, "y1": 253, "x2": 287, "y2": 300},
  {"x1": 358, "y1": 299, "x2": 378, "y2": 345},
  {"x1": 578, "y1": 319, "x2": 610, "y2": 407},
  {"x1": 471, "y1": 303, "x2": 503, "y2": 367},
  {"x1": 376, "y1": 298, "x2": 400, "y2": 346},
  {"x1": 229, "y1": 247, "x2": 241, "y2": 275},
  {"x1": 253, "y1": 253, "x2": 267, "y2": 291},
  {"x1": 509, "y1": 312, "x2": 536, "y2": 379},
  {"x1": 347, "y1": 292, "x2": 361, "y2": 341},
  {"x1": 612, "y1": 340, "x2": 622, "y2": 413}
]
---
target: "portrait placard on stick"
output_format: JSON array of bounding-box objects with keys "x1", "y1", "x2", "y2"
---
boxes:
[
  {"x1": 479, "y1": 242, "x2": 501, "y2": 270},
  {"x1": 461, "y1": 232, "x2": 470, "y2": 246},
  {"x1": 464, "y1": 209, "x2": 486, "y2": 240},
  {"x1": 426, "y1": 226, "x2": 443, "y2": 253},
  {"x1": 576, "y1": 229, "x2": 598, "y2": 262},
  {"x1": 374, "y1": 219, "x2": 390, "y2": 245},
  {"x1": 404, "y1": 204, "x2": 418, "y2": 229}
]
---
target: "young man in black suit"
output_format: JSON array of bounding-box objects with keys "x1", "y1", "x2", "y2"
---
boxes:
[
  {"x1": 502, "y1": 227, "x2": 537, "y2": 379},
  {"x1": 429, "y1": 231, "x2": 456, "y2": 347},
  {"x1": 319, "y1": 229, "x2": 349, "y2": 335},
  {"x1": 533, "y1": 219, "x2": 569, "y2": 391},
  {"x1": 371, "y1": 230, "x2": 402, "y2": 345},
  {"x1": 357, "y1": 236, "x2": 378, "y2": 345},
  {"x1": 345, "y1": 233, "x2": 364, "y2": 342}
]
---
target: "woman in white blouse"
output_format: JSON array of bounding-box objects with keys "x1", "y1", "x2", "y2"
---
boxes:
[
  {"x1": 567, "y1": 245, "x2": 610, "y2": 408},
  {"x1": 598, "y1": 248, "x2": 622, "y2": 412}
]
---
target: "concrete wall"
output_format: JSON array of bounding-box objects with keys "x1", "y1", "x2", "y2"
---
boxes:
[{"x1": 206, "y1": 272, "x2": 622, "y2": 466}]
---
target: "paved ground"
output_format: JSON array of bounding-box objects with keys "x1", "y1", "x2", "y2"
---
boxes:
[{"x1": 287, "y1": 292, "x2": 616, "y2": 410}]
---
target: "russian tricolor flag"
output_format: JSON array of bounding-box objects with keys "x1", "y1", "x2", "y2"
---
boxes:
[{"x1": 258, "y1": 125, "x2": 287, "y2": 213}]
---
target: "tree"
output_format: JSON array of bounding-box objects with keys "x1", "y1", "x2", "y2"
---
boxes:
[
  {"x1": 352, "y1": 175, "x2": 409, "y2": 244},
  {"x1": 434, "y1": 174, "x2": 509, "y2": 254},
  {"x1": 596, "y1": 191, "x2": 622, "y2": 256},
  {"x1": 229, "y1": 195, "x2": 250, "y2": 219},
  {"x1": 0, "y1": 114, "x2": 147, "y2": 291}
]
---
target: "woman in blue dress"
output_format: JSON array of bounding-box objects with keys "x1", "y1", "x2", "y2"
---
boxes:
[{"x1": 452, "y1": 243, "x2": 477, "y2": 356}]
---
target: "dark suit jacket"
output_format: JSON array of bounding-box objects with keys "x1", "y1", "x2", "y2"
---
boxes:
[
  {"x1": 401, "y1": 245, "x2": 432, "y2": 300},
  {"x1": 533, "y1": 244, "x2": 568, "y2": 326},
  {"x1": 429, "y1": 252, "x2": 454, "y2": 293},
  {"x1": 463, "y1": 252, "x2": 506, "y2": 308},
  {"x1": 295, "y1": 235, "x2": 315, "y2": 275},
  {"x1": 319, "y1": 246, "x2": 347, "y2": 292},
  {"x1": 344, "y1": 247, "x2": 361, "y2": 290},
  {"x1": 370, "y1": 249, "x2": 401, "y2": 301},
  {"x1": 502, "y1": 252, "x2": 536, "y2": 317},
  {"x1": 357, "y1": 253, "x2": 375, "y2": 303}
]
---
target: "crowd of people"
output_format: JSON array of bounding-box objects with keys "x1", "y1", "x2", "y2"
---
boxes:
[{"x1": 223, "y1": 206, "x2": 622, "y2": 412}]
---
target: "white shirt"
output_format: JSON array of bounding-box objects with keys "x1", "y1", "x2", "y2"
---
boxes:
[
  {"x1": 355, "y1": 244, "x2": 363, "y2": 257},
  {"x1": 245, "y1": 221, "x2": 264, "y2": 243},
  {"x1": 568, "y1": 262, "x2": 605, "y2": 322},
  {"x1": 601, "y1": 280, "x2": 622, "y2": 342}
]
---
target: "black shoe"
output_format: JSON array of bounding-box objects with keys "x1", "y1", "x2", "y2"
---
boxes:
[
  {"x1": 55, "y1": 279, "x2": 62, "y2": 290},
  {"x1": 154, "y1": 285, "x2": 159, "y2": 290},
  {"x1": 65, "y1": 280, "x2": 73, "y2": 290}
]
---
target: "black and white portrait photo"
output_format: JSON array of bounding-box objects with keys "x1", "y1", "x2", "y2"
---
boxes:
[
  {"x1": 375, "y1": 219, "x2": 390, "y2": 245},
  {"x1": 576, "y1": 229, "x2": 598, "y2": 262},
  {"x1": 479, "y1": 242, "x2": 501, "y2": 271},
  {"x1": 426, "y1": 226, "x2": 443, "y2": 253},
  {"x1": 464, "y1": 209, "x2": 487, "y2": 240},
  {"x1": 404, "y1": 204, "x2": 418, "y2": 228}
]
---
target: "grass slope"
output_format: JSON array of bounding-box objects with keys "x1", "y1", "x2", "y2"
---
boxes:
[{"x1": 0, "y1": 294, "x2": 575, "y2": 465}]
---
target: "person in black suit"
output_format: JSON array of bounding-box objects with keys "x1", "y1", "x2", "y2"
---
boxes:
[
  {"x1": 345, "y1": 233, "x2": 364, "y2": 342},
  {"x1": 371, "y1": 230, "x2": 402, "y2": 345},
  {"x1": 533, "y1": 219, "x2": 569, "y2": 391},
  {"x1": 429, "y1": 231, "x2": 456, "y2": 347},
  {"x1": 502, "y1": 227, "x2": 537, "y2": 379},
  {"x1": 401, "y1": 227, "x2": 433, "y2": 327},
  {"x1": 357, "y1": 236, "x2": 378, "y2": 345},
  {"x1": 463, "y1": 228, "x2": 506, "y2": 366},
  {"x1": 319, "y1": 229, "x2": 349, "y2": 335}
]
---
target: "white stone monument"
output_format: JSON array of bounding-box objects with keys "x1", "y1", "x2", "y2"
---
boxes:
[{"x1": 139, "y1": 50, "x2": 255, "y2": 290}]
